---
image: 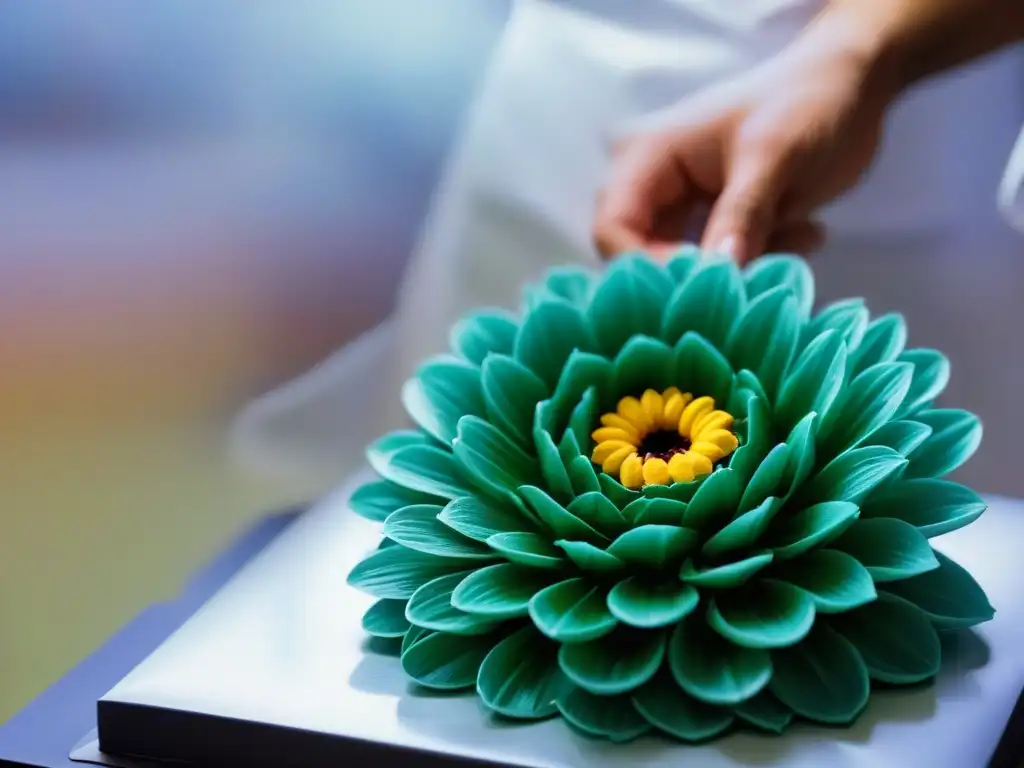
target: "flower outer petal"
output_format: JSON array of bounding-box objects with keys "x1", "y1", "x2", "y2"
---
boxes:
[
  {"x1": 679, "y1": 396, "x2": 715, "y2": 438},
  {"x1": 592, "y1": 427, "x2": 637, "y2": 445},
  {"x1": 643, "y1": 457, "x2": 671, "y2": 486},
  {"x1": 668, "y1": 452, "x2": 698, "y2": 483},
  {"x1": 618, "y1": 396, "x2": 652, "y2": 433},
  {"x1": 701, "y1": 429, "x2": 739, "y2": 454},
  {"x1": 600, "y1": 413, "x2": 642, "y2": 441},
  {"x1": 641, "y1": 389, "x2": 665, "y2": 427},
  {"x1": 685, "y1": 451, "x2": 713, "y2": 477},
  {"x1": 690, "y1": 441, "x2": 727, "y2": 463},
  {"x1": 662, "y1": 391, "x2": 691, "y2": 430},
  {"x1": 621, "y1": 454, "x2": 644, "y2": 489},
  {"x1": 593, "y1": 440, "x2": 635, "y2": 464},
  {"x1": 693, "y1": 410, "x2": 734, "y2": 439},
  {"x1": 602, "y1": 446, "x2": 636, "y2": 475}
]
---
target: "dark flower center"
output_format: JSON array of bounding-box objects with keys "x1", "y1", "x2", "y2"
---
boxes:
[{"x1": 638, "y1": 430, "x2": 692, "y2": 462}]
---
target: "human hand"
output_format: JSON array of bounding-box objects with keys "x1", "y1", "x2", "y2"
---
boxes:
[{"x1": 593, "y1": 20, "x2": 898, "y2": 264}]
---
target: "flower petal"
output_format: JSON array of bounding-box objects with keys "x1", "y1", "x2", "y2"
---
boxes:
[
  {"x1": 519, "y1": 485, "x2": 609, "y2": 545},
  {"x1": 905, "y1": 409, "x2": 982, "y2": 479},
  {"x1": 406, "y1": 572, "x2": 502, "y2": 635},
  {"x1": 437, "y1": 496, "x2": 537, "y2": 542},
  {"x1": 376, "y1": 444, "x2": 475, "y2": 500},
  {"x1": 848, "y1": 312, "x2": 907, "y2": 376},
  {"x1": 882, "y1": 551, "x2": 994, "y2": 629},
  {"x1": 450, "y1": 311, "x2": 518, "y2": 366},
  {"x1": 606, "y1": 524, "x2": 699, "y2": 568},
  {"x1": 366, "y1": 430, "x2": 434, "y2": 477},
  {"x1": 455, "y1": 416, "x2": 539, "y2": 498},
  {"x1": 621, "y1": 497, "x2": 688, "y2": 527},
  {"x1": 451, "y1": 563, "x2": 557, "y2": 619},
  {"x1": 682, "y1": 467, "x2": 743, "y2": 529},
  {"x1": 770, "y1": 549, "x2": 876, "y2": 614},
  {"x1": 743, "y1": 254, "x2": 814, "y2": 318},
  {"x1": 558, "y1": 626, "x2": 666, "y2": 696},
  {"x1": 385, "y1": 504, "x2": 497, "y2": 559},
  {"x1": 859, "y1": 419, "x2": 932, "y2": 457},
  {"x1": 662, "y1": 260, "x2": 745, "y2": 349},
  {"x1": 514, "y1": 299, "x2": 597, "y2": 388},
  {"x1": 556, "y1": 688, "x2": 652, "y2": 743},
  {"x1": 588, "y1": 259, "x2": 671, "y2": 357},
  {"x1": 775, "y1": 329, "x2": 847, "y2": 435},
  {"x1": 725, "y1": 285, "x2": 799, "y2": 399},
  {"x1": 832, "y1": 518, "x2": 939, "y2": 582},
  {"x1": 767, "y1": 501, "x2": 860, "y2": 560},
  {"x1": 477, "y1": 625, "x2": 568, "y2": 719},
  {"x1": 731, "y1": 690, "x2": 793, "y2": 733},
  {"x1": 607, "y1": 576, "x2": 699, "y2": 628},
  {"x1": 529, "y1": 578, "x2": 618, "y2": 643},
  {"x1": 680, "y1": 551, "x2": 774, "y2": 588},
  {"x1": 801, "y1": 298, "x2": 869, "y2": 350},
  {"x1": 701, "y1": 496, "x2": 780, "y2": 558},
  {"x1": 896, "y1": 348, "x2": 950, "y2": 417},
  {"x1": 362, "y1": 599, "x2": 411, "y2": 638},
  {"x1": 737, "y1": 444, "x2": 790, "y2": 513},
  {"x1": 567, "y1": 492, "x2": 630, "y2": 536},
  {"x1": 402, "y1": 630, "x2": 501, "y2": 691},
  {"x1": 668, "y1": 618, "x2": 772, "y2": 706},
  {"x1": 633, "y1": 669, "x2": 736, "y2": 741},
  {"x1": 673, "y1": 333, "x2": 735, "y2": 407},
  {"x1": 817, "y1": 361, "x2": 914, "y2": 460},
  {"x1": 402, "y1": 358, "x2": 487, "y2": 444},
  {"x1": 480, "y1": 354, "x2": 549, "y2": 448},
  {"x1": 486, "y1": 532, "x2": 564, "y2": 570},
  {"x1": 861, "y1": 478, "x2": 987, "y2": 538},
  {"x1": 347, "y1": 545, "x2": 472, "y2": 599},
  {"x1": 707, "y1": 579, "x2": 816, "y2": 649},
  {"x1": 800, "y1": 446, "x2": 907, "y2": 506},
  {"x1": 555, "y1": 540, "x2": 626, "y2": 573},
  {"x1": 613, "y1": 336, "x2": 675, "y2": 402},
  {"x1": 350, "y1": 480, "x2": 445, "y2": 523}
]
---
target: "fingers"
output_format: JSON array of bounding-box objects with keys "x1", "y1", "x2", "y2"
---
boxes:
[
  {"x1": 700, "y1": 141, "x2": 795, "y2": 265},
  {"x1": 594, "y1": 135, "x2": 690, "y2": 259}
]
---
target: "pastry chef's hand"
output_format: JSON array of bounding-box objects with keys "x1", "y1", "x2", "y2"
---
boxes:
[{"x1": 593, "y1": 27, "x2": 891, "y2": 265}]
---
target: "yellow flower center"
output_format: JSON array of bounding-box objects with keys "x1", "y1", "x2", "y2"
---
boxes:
[{"x1": 590, "y1": 388, "x2": 739, "y2": 489}]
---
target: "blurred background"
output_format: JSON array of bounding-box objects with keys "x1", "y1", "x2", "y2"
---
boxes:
[{"x1": 0, "y1": 0, "x2": 1021, "y2": 727}]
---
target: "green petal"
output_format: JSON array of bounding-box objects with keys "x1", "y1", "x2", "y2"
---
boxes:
[
  {"x1": 768, "y1": 501, "x2": 860, "y2": 560},
  {"x1": 632, "y1": 668, "x2": 735, "y2": 741},
  {"x1": 833, "y1": 518, "x2": 939, "y2": 582},
  {"x1": 883, "y1": 551, "x2": 994, "y2": 629},
  {"x1": 784, "y1": 412, "x2": 818, "y2": 496},
  {"x1": 620, "y1": 252, "x2": 675, "y2": 302},
  {"x1": 861, "y1": 479, "x2": 986, "y2": 538},
  {"x1": 450, "y1": 311, "x2": 518, "y2": 366},
  {"x1": 556, "y1": 540, "x2": 626, "y2": 573},
  {"x1": 680, "y1": 551, "x2": 774, "y2": 588},
  {"x1": 480, "y1": 354, "x2": 549, "y2": 448},
  {"x1": 701, "y1": 497, "x2": 780, "y2": 559},
  {"x1": 402, "y1": 358, "x2": 486, "y2": 444},
  {"x1": 347, "y1": 545, "x2": 471, "y2": 599},
  {"x1": 770, "y1": 549, "x2": 876, "y2": 614},
  {"x1": 775, "y1": 329, "x2": 847, "y2": 435},
  {"x1": 477, "y1": 625, "x2": 568, "y2": 720},
  {"x1": 567, "y1": 456, "x2": 603, "y2": 496},
  {"x1": 384, "y1": 505, "x2": 497, "y2": 559},
  {"x1": 683, "y1": 468, "x2": 743, "y2": 530},
  {"x1": 362, "y1": 598, "x2": 411, "y2": 638},
  {"x1": 607, "y1": 577, "x2": 699, "y2": 628},
  {"x1": 401, "y1": 625, "x2": 433, "y2": 656},
  {"x1": 672, "y1": 332, "x2": 735, "y2": 406},
  {"x1": 406, "y1": 573, "x2": 501, "y2": 635},
  {"x1": 377, "y1": 444, "x2": 475, "y2": 500},
  {"x1": 769, "y1": 622, "x2": 869, "y2": 725},
  {"x1": 743, "y1": 254, "x2": 814, "y2": 318},
  {"x1": 668, "y1": 618, "x2": 773, "y2": 706},
  {"x1": 896, "y1": 349, "x2": 950, "y2": 417},
  {"x1": 401, "y1": 630, "x2": 500, "y2": 691},
  {"x1": 859, "y1": 419, "x2": 932, "y2": 457},
  {"x1": 621, "y1": 497, "x2": 688, "y2": 527},
  {"x1": 606, "y1": 525, "x2": 699, "y2": 568},
  {"x1": 849, "y1": 313, "x2": 906, "y2": 376},
  {"x1": 666, "y1": 248, "x2": 701, "y2": 283},
  {"x1": 733, "y1": 369, "x2": 769, "y2": 408},
  {"x1": 534, "y1": 427, "x2": 574, "y2": 503},
  {"x1": 612, "y1": 335, "x2": 674, "y2": 399},
  {"x1": 486, "y1": 532, "x2": 565, "y2": 570},
  {"x1": 801, "y1": 446, "x2": 907, "y2": 506},
  {"x1": 543, "y1": 265, "x2": 595, "y2": 308},
  {"x1": 437, "y1": 496, "x2": 536, "y2": 542},
  {"x1": 529, "y1": 578, "x2": 618, "y2": 643},
  {"x1": 830, "y1": 592, "x2": 941, "y2": 684},
  {"x1": 567, "y1": 492, "x2": 629, "y2": 536},
  {"x1": 547, "y1": 350, "x2": 615, "y2": 429},
  {"x1": 454, "y1": 416, "x2": 539, "y2": 500},
  {"x1": 558, "y1": 626, "x2": 665, "y2": 696},
  {"x1": 905, "y1": 409, "x2": 982, "y2": 479},
  {"x1": 556, "y1": 688, "x2": 652, "y2": 743},
  {"x1": 643, "y1": 478, "x2": 703, "y2": 504},
  {"x1": 662, "y1": 260, "x2": 745, "y2": 349},
  {"x1": 725, "y1": 286, "x2": 799, "y2": 399},
  {"x1": 519, "y1": 486, "x2": 609, "y2": 545},
  {"x1": 599, "y1": 473, "x2": 642, "y2": 507},
  {"x1": 707, "y1": 579, "x2": 816, "y2": 649},
  {"x1": 366, "y1": 430, "x2": 433, "y2": 477},
  {"x1": 816, "y1": 361, "x2": 914, "y2": 459},
  {"x1": 729, "y1": 395, "x2": 772, "y2": 482},
  {"x1": 566, "y1": 387, "x2": 599, "y2": 456},
  {"x1": 350, "y1": 480, "x2": 444, "y2": 523},
  {"x1": 451, "y1": 563, "x2": 556, "y2": 619},
  {"x1": 737, "y1": 444, "x2": 790, "y2": 514},
  {"x1": 732, "y1": 689, "x2": 793, "y2": 733},
  {"x1": 588, "y1": 259, "x2": 670, "y2": 357},
  {"x1": 802, "y1": 298, "x2": 868, "y2": 350},
  {"x1": 514, "y1": 299, "x2": 597, "y2": 388}
]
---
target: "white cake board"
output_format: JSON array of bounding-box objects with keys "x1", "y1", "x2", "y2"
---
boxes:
[{"x1": 96, "y1": 471, "x2": 1024, "y2": 767}]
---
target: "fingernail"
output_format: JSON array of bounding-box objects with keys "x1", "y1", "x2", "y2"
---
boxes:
[{"x1": 713, "y1": 235, "x2": 737, "y2": 258}]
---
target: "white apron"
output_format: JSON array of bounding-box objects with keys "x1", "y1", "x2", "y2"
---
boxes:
[{"x1": 231, "y1": 0, "x2": 1024, "y2": 495}]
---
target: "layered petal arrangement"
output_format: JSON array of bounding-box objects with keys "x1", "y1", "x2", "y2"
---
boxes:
[{"x1": 347, "y1": 250, "x2": 993, "y2": 743}]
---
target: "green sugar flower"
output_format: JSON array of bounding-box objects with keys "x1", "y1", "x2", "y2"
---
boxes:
[{"x1": 347, "y1": 249, "x2": 993, "y2": 743}]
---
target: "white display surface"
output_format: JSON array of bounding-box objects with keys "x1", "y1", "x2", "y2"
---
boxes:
[{"x1": 100, "y1": 471, "x2": 1024, "y2": 767}]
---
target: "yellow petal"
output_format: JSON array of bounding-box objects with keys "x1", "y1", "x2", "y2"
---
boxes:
[
  {"x1": 702, "y1": 428, "x2": 740, "y2": 454},
  {"x1": 642, "y1": 457, "x2": 671, "y2": 486},
  {"x1": 617, "y1": 396, "x2": 651, "y2": 433},
  {"x1": 621, "y1": 454, "x2": 644, "y2": 489},
  {"x1": 602, "y1": 446, "x2": 636, "y2": 475},
  {"x1": 591, "y1": 427, "x2": 637, "y2": 445},
  {"x1": 690, "y1": 441, "x2": 727, "y2": 462},
  {"x1": 592, "y1": 439, "x2": 635, "y2": 464},
  {"x1": 662, "y1": 391, "x2": 692, "y2": 430},
  {"x1": 600, "y1": 413, "x2": 641, "y2": 441},
  {"x1": 678, "y1": 396, "x2": 715, "y2": 438},
  {"x1": 662, "y1": 386, "x2": 683, "y2": 401},
  {"x1": 641, "y1": 389, "x2": 664, "y2": 428},
  {"x1": 692, "y1": 410, "x2": 734, "y2": 439},
  {"x1": 687, "y1": 451, "x2": 714, "y2": 477},
  {"x1": 668, "y1": 452, "x2": 696, "y2": 483}
]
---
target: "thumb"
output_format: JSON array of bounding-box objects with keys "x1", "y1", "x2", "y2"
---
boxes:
[{"x1": 701, "y1": 146, "x2": 791, "y2": 264}]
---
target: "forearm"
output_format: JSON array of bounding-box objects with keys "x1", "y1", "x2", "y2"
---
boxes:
[{"x1": 804, "y1": 0, "x2": 1024, "y2": 102}]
